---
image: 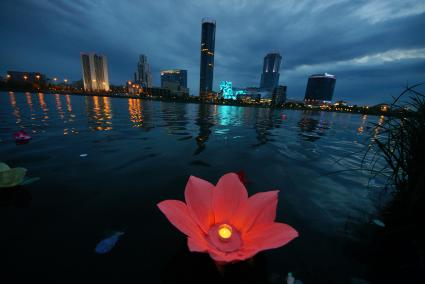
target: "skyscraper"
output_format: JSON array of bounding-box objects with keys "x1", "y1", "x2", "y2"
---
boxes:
[
  {"x1": 80, "y1": 53, "x2": 110, "y2": 91},
  {"x1": 134, "y1": 54, "x2": 152, "y2": 88},
  {"x1": 160, "y1": 69, "x2": 187, "y2": 88},
  {"x1": 199, "y1": 18, "x2": 216, "y2": 99},
  {"x1": 271, "y1": 85, "x2": 287, "y2": 106},
  {"x1": 304, "y1": 73, "x2": 336, "y2": 105},
  {"x1": 260, "y1": 53, "x2": 282, "y2": 91}
]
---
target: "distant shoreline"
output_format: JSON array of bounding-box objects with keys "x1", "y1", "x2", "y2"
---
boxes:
[{"x1": 2, "y1": 89, "x2": 397, "y2": 117}]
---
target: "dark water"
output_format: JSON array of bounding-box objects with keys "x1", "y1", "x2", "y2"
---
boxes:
[{"x1": 0, "y1": 92, "x2": 386, "y2": 283}]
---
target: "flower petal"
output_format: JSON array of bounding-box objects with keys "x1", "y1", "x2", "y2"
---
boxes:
[
  {"x1": 208, "y1": 248, "x2": 255, "y2": 263},
  {"x1": 212, "y1": 173, "x2": 248, "y2": 224},
  {"x1": 157, "y1": 200, "x2": 203, "y2": 239},
  {"x1": 233, "y1": 190, "x2": 279, "y2": 233},
  {"x1": 187, "y1": 236, "x2": 209, "y2": 253},
  {"x1": 243, "y1": 222, "x2": 298, "y2": 254},
  {"x1": 0, "y1": 167, "x2": 27, "y2": 188},
  {"x1": 184, "y1": 175, "x2": 214, "y2": 233}
]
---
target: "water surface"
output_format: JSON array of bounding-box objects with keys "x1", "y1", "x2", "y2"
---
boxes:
[{"x1": 0, "y1": 92, "x2": 386, "y2": 283}]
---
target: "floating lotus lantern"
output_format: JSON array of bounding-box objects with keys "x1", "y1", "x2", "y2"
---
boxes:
[
  {"x1": 0, "y1": 162, "x2": 39, "y2": 188},
  {"x1": 0, "y1": 162, "x2": 27, "y2": 188},
  {"x1": 13, "y1": 130, "x2": 32, "y2": 143},
  {"x1": 158, "y1": 172, "x2": 298, "y2": 264}
]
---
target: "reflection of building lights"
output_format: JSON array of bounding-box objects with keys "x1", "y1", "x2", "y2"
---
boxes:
[
  {"x1": 38, "y1": 93, "x2": 48, "y2": 118},
  {"x1": 55, "y1": 94, "x2": 64, "y2": 119},
  {"x1": 25, "y1": 92, "x2": 33, "y2": 109},
  {"x1": 128, "y1": 98, "x2": 143, "y2": 126},
  {"x1": 65, "y1": 95, "x2": 73, "y2": 112}
]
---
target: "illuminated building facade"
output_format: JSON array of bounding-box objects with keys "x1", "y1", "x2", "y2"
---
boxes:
[
  {"x1": 127, "y1": 81, "x2": 143, "y2": 95},
  {"x1": 260, "y1": 53, "x2": 282, "y2": 91},
  {"x1": 161, "y1": 69, "x2": 187, "y2": 88},
  {"x1": 220, "y1": 81, "x2": 236, "y2": 100},
  {"x1": 304, "y1": 73, "x2": 336, "y2": 105},
  {"x1": 80, "y1": 53, "x2": 110, "y2": 91},
  {"x1": 199, "y1": 18, "x2": 216, "y2": 99},
  {"x1": 160, "y1": 69, "x2": 189, "y2": 97},
  {"x1": 134, "y1": 54, "x2": 152, "y2": 88}
]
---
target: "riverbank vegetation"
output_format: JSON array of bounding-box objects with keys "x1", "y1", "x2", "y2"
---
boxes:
[{"x1": 365, "y1": 83, "x2": 424, "y2": 282}]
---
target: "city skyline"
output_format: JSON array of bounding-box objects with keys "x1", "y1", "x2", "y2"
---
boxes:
[{"x1": 1, "y1": 0, "x2": 424, "y2": 104}]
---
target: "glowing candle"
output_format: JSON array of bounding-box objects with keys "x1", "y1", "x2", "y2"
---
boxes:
[{"x1": 218, "y1": 224, "x2": 232, "y2": 240}]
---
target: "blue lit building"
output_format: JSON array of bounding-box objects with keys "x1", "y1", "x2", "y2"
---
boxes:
[
  {"x1": 260, "y1": 53, "x2": 282, "y2": 91},
  {"x1": 199, "y1": 18, "x2": 216, "y2": 99},
  {"x1": 220, "y1": 81, "x2": 236, "y2": 100},
  {"x1": 161, "y1": 69, "x2": 187, "y2": 88},
  {"x1": 304, "y1": 73, "x2": 336, "y2": 105}
]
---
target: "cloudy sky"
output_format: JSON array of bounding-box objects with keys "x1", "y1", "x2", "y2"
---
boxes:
[{"x1": 1, "y1": 0, "x2": 424, "y2": 104}]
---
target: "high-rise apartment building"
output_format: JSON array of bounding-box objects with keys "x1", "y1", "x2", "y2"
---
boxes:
[
  {"x1": 134, "y1": 54, "x2": 152, "y2": 88},
  {"x1": 80, "y1": 53, "x2": 110, "y2": 91},
  {"x1": 260, "y1": 53, "x2": 282, "y2": 91},
  {"x1": 304, "y1": 73, "x2": 336, "y2": 105},
  {"x1": 199, "y1": 18, "x2": 216, "y2": 99}
]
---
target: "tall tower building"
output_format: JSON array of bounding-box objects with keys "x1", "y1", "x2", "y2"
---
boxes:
[
  {"x1": 134, "y1": 54, "x2": 152, "y2": 88},
  {"x1": 304, "y1": 73, "x2": 336, "y2": 105},
  {"x1": 80, "y1": 53, "x2": 110, "y2": 91},
  {"x1": 260, "y1": 53, "x2": 282, "y2": 91},
  {"x1": 199, "y1": 18, "x2": 216, "y2": 99}
]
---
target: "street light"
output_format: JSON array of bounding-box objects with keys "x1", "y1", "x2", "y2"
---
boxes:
[
  {"x1": 53, "y1": 77, "x2": 57, "y2": 81},
  {"x1": 64, "y1": 78, "x2": 68, "y2": 83}
]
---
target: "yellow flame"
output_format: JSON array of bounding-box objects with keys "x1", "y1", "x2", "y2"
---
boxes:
[{"x1": 218, "y1": 224, "x2": 232, "y2": 239}]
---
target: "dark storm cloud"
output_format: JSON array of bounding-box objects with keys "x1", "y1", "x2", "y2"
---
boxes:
[{"x1": 1, "y1": 0, "x2": 424, "y2": 104}]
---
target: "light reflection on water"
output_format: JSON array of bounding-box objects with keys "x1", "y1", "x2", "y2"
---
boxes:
[
  {"x1": 84, "y1": 96, "x2": 113, "y2": 131},
  {"x1": 3, "y1": 92, "x2": 377, "y2": 143},
  {"x1": 0, "y1": 92, "x2": 386, "y2": 283}
]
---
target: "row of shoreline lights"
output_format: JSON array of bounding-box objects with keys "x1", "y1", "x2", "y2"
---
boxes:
[{"x1": 6, "y1": 74, "x2": 68, "y2": 83}]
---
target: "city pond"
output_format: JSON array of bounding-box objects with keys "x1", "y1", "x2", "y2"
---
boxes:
[{"x1": 0, "y1": 92, "x2": 388, "y2": 283}]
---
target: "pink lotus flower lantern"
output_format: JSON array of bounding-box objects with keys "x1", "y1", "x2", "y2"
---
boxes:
[
  {"x1": 158, "y1": 172, "x2": 298, "y2": 264},
  {"x1": 13, "y1": 130, "x2": 32, "y2": 143}
]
